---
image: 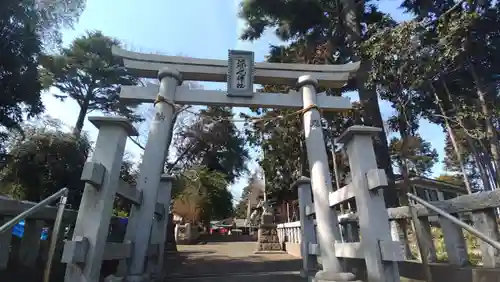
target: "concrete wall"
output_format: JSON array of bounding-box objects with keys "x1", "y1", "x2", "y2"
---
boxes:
[{"x1": 284, "y1": 242, "x2": 301, "y2": 258}]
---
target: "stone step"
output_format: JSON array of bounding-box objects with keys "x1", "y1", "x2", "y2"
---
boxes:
[
  {"x1": 312, "y1": 271, "x2": 360, "y2": 282},
  {"x1": 165, "y1": 270, "x2": 305, "y2": 282}
]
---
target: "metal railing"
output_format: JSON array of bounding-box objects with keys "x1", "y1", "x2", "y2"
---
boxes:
[
  {"x1": 407, "y1": 192, "x2": 500, "y2": 251},
  {"x1": 0, "y1": 187, "x2": 68, "y2": 282}
]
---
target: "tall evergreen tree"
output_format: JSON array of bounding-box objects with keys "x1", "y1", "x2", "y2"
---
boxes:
[
  {"x1": 169, "y1": 106, "x2": 247, "y2": 224},
  {"x1": 389, "y1": 135, "x2": 439, "y2": 177},
  {"x1": 366, "y1": 0, "x2": 500, "y2": 191},
  {"x1": 174, "y1": 106, "x2": 248, "y2": 183},
  {"x1": 238, "y1": 0, "x2": 400, "y2": 206},
  {"x1": 0, "y1": 0, "x2": 85, "y2": 154},
  {"x1": 40, "y1": 31, "x2": 143, "y2": 136},
  {"x1": 234, "y1": 185, "x2": 251, "y2": 219}
]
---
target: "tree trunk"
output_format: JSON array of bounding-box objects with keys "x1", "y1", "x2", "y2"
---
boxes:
[
  {"x1": 73, "y1": 104, "x2": 88, "y2": 136},
  {"x1": 165, "y1": 213, "x2": 177, "y2": 252},
  {"x1": 441, "y1": 80, "x2": 494, "y2": 191},
  {"x1": 469, "y1": 64, "x2": 500, "y2": 189},
  {"x1": 341, "y1": 0, "x2": 399, "y2": 207},
  {"x1": 162, "y1": 109, "x2": 180, "y2": 172},
  {"x1": 466, "y1": 136, "x2": 493, "y2": 191},
  {"x1": 431, "y1": 82, "x2": 473, "y2": 194},
  {"x1": 73, "y1": 93, "x2": 91, "y2": 137},
  {"x1": 397, "y1": 114, "x2": 411, "y2": 206}
]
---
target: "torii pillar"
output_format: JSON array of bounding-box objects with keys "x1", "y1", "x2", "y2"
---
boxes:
[
  {"x1": 126, "y1": 68, "x2": 182, "y2": 281},
  {"x1": 299, "y1": 75, "x2": 344, "y2": 274}
]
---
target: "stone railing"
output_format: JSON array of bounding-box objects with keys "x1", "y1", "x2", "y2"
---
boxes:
[
  {"x1": 277, "y1": 221, "x2": 302, "y2": 257},
  {"x1": 277, "y1": 125, "x2": 500, "y2": 282},
  {"x1": 279, "y1": 188, "x2": 500, "y2": 281},
  {"x1": 0, "y1": 174, "x2": 174, "y2": 280},
  {"x1": 59, "y1": 116, "x2": 175, "y2": 282},
  {"x1": 0, "y1": 196, "x2": 134, "y2": 279},
  {"x1": 0, "y1": 197, "x2": 78, "y2": 272},
  {"x1": 277, "y1": 221, "x2": 301, "y2": 244},
  {"x1": 0, "y1": 116, "x2": 177, "y2": 282}
]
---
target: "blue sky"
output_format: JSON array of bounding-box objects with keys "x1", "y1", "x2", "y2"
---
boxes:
[{"x1": 43, "y1": 0, "x2": 447, "y2": 202}]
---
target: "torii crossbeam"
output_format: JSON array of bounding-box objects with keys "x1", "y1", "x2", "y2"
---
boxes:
[
  {"x1": 120, "y1": 84, "x2": 352, "y2": 110},
  {"x1": 113, "y1": 46, "x2": 359, "y2": 88}
]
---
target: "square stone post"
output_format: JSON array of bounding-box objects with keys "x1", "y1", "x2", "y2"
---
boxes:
[
  {"x1": 64, "y1": 116, "x2": 138, "y2": 282},
  {"x1": 0, "y1": 216, "x2": 13, "y2": 270},
  {"x1": 157, "y1": 174, "x2": 174, "y2": 251},
  {"x1": 18, "y1": 219, "x2": 45, "y2": 267},
  {"x1": 127, "y1": 68, "x2": 182, "y2": 281},
  {"x1": 337, "y1": 126, "x2": 400, "y2": 282},
  {"x1": 146, "y1": 174, "x2": 174, "y2": 279},
  {"x1": 295, "y1": 177, "x2": 318, "y2": 277}
]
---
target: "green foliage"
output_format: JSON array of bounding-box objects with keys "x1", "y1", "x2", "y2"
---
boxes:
[
  {"x1": 33, "y1": 0, "x2": 86, "y2": 48},
  {"x1": 360, "y1": 0, "x2": 500, "y2": 194},
  {"x1": 169, "y1": 106, "x2": 246, "y2": 224},
  {"x1": 173, "y1": 106, "x2": 248, "y2": 183},
  {"x1": 240, "y1": 47, "x2": 357, "y2": 203},
  {"x1": 443, "y1": 128, "x2": 484, "y2": 190},
  {"x1": 242, "y1": 107, "x2": 305, "y2": 201},
  {"x1": 389, "y1": 135, "x2": 439, "y2": 177},
  {"x1": 40, "y1": 31, "x2": 143, "y2": 135},
  {"x1": 113, "y1": 209, "x2": 129, "y2": 218},
  {"x1": 113, "y1": 158, "x2": 139, "y2": 215},
  {"x1": 240, "y1": 0, "x2": 337, "y2": 42},
  {"x1": 0, "y1": 0, "x2": 44, "y2": 152},
  {"x1": 0, "y1": 0, "x2": 86, "y2": 155},
  {"x1": 238, "y1": 0, "x2": 401, "y2": 207},
  {"x1": 436, "y1": 174, "x2": 467, "y2": 187},
  {"x1": 407, "y1": 226, "x2": 482, "y2": 266},
  {"x1": 233, "y1": 185, "x2": 251, "y2": 218},
  {"x1": 173, "y1": 167, "x2": 233, "y2": 224},
  {"x1": 0, "y1": 122, "x2": 91, "y2": 208}
]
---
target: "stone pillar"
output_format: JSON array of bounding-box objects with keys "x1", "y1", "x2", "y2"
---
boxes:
[
  {"x1": 254, "y1": 203, "x2": 283, "y2": 253},
  {"x1": 337, "y1": 126, "x2": 400, "y2": 282},
  {"x1": 146, "y1": 174, "x2": 174, "y2": 278},
  {"x1": 296, "y1": 177, "x2": 318, "y2": 278},
  {"x1": 127, "y1": 67, "x2": 182, "y2": 281},
  {"x1": 174, "y1": 224, "x2": 180, "y2": 242},
  {"x1": 298, "y1": 75, "x2": 343, "y2": 273},
  {"x1": 158, "y1": 174, "x2": 173, "y2": 251},
  {"x1": 65, "y1": 116, "x2": 137, "y2": 282},
  {"x1": 0, "y1": 216, "x2": 13, "y2": 270},
  {"x1": 184, "y1": 223, "x2": 192, "y2": 242},
  {"x1": 390, "y1": 219, "x2": 413, "y2": 259},
  {"x1": 255, "y1": 222, "x2": 283, "y2": 253},
  {"x1": 18, "y1": 220, "x2": 45, "y2": 267}
]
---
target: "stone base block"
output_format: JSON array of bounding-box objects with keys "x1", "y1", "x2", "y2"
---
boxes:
[
  {"x1": 255, "y1": 223, "x2": 282, "y2": 252},
  {"x1": 256, "y1": 242, "x2": 283, "y2": 251},
  {"x1": 254, "y1": 250, "x2": 287, "y2": 254},
  {"x1": 104, "y1": 275, "x2": 124, "y2": 282},
  {"x1": 123, "y1": 274, "x2": 150, "y2": 282}
]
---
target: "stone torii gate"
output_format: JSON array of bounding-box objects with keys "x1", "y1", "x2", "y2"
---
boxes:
[{"x1": 111, "y1": 47, "x2": 360, "y2": 281}]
